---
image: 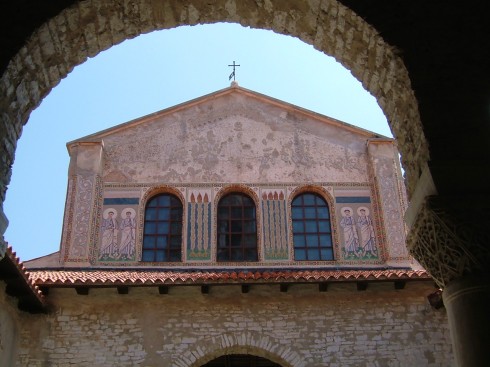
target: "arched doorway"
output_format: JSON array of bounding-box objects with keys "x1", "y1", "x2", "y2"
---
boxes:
[{"x1": 201, "y1": 354, "x2": 282, "y2": 367}]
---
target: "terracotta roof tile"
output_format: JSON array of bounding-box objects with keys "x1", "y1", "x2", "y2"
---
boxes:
[
  {"x1": 1, "y1": 247, "x2": 46, "y2": 311},
  {"x1": 28, "y1": 268, "x2": 430, "y2": 287}
]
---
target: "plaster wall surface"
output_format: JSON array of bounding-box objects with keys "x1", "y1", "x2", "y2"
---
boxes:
[
  {"x1": 100, "y1": 93, "x2": 371, "y2": 184},
  {"x1": 15, "y1": 282, "x2": 453, "y2": 367}
]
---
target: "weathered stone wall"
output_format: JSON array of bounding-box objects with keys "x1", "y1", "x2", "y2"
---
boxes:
[
  {"x1": 0, "y1": 0, "x2": 429, "y2": 234},
  {"x1": 15, "y1": 282, "x2": 453, "y2": 367},
  {"x1": 0, "y1": 282, "x2": 20, "y2": 367}
]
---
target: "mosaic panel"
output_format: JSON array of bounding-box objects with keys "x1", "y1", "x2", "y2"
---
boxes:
[
  {"x1": 98, "y1": 197, "x2": 139, "y2": 262},
  {"x1": 262, "y1": 189, "x2": 289, "y2": 260},
  {"x1": 187, "y1": 191, "x2": 212, "y2": 261},
  {"x1": 336, "y1": 196, "x2": 379, "y2": 261}
]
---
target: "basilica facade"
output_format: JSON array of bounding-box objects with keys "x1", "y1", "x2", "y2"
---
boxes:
[{"x1": 1, "y1": 84, "x2": 452, "y2": 366}]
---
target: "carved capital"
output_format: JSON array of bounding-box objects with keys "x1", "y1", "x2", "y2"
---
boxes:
[{"x1": 407, "y1": 196, "x2": 490, "y2": 288}]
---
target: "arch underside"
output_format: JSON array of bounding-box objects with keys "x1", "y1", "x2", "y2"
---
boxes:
[{"x1": 186, "y1": 334, "x2": 297, "y2": 367}]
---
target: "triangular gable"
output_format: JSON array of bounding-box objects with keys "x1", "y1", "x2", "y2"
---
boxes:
[{"x1": 67, "y1": 83, "x2": 390, "y2": 147}]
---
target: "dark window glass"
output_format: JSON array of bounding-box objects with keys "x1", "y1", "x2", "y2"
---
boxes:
[
  {"x1": 292, "y1": 193, "x2": 334, "y2": 261},
  {"x1": 295, "y1": 249, "x2": 306, "y2": 260},
  {"x1": 305, "y1": 220, "x2": 317, "y2": 233},
  {"x1": 142, "y1": 193, "x2": 182, "y2": 262},
  {"x1": 293, "y1": 221, "x2": 304, "y2": 232},
  {"x1": 317, "y1": 207, "x2": 329, "y2": 219},
  {"x1": 158, "y1": 195, "x2": 170, "y2": 206},
  {"x1": 146, "y1": 208, "x2": 157, "y2": 220},
  {"x1": 291, "y1": 207, "x2": 303, "y2": 219},
  {"x1": 217, "y1": 193, "x2": 258, "y2": 262}
]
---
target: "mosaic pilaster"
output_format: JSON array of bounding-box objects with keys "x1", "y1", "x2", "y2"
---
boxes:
[
  {"x1": 367, "y1": 142, "x2": 409, "y2": 261},
  {"x1": 262, "y1": 189, "x2": 288, "y2": 260},
  {"x1": 187, "y1": 191, "x2": 211, "y2": 261},
  {"x1": 62, "y1": 175, "x2": 98, "y2": 264}
]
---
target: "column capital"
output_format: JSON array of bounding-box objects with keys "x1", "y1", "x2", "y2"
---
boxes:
[{"x1": 407, "y1": 195, "x2": 490, "y2": 288}]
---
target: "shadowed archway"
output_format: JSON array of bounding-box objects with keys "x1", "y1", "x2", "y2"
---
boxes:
[{"x1": 201, "y1": 354, "x2": 282, "y2": 367}]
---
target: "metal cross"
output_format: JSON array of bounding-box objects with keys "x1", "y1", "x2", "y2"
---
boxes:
[{"x1": 228, "y1": 61, "x2": 240, "y2": 81}]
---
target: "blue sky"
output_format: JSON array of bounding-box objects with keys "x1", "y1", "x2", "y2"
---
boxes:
[{"x1": 4, "y1": 23, "x2": 390, "y2": 261}]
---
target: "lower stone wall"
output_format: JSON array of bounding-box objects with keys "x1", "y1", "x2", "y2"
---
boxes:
[{"x1": 15, "y1": 282, "x2": 453, "y2": 367}]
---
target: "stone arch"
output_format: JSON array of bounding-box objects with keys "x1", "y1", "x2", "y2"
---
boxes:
[
  {"x1": 0, "y1": 0, "x2": 426, "y2": 223},
  {"x1": 182, "y1": 331, "x2": 300, "y2": 367}
]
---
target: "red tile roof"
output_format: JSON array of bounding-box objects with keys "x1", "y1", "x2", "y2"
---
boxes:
[
  {"x1": 0, "y1": 247, "x2": 46, "y2": 312},
  {"x1": 29, "y1": 268, "x2": 430, "y2": 287}
]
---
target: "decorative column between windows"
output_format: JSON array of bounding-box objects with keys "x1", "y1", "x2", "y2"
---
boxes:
[
  {"x1": 262, "y1": 189, "x2": 288, "y2": 260},
  {"x1": 187, "y1": 191, "x2": 212, "y2": 261}
]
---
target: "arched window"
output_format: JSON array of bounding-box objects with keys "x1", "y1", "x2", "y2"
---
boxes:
[
  {"x1": 217, "y1": 193, "x2": 257, "y2": 262},
  {"x1": 291, "y1": 192, "x2": 333, "y2": 261},
  {"x1": 142, "y1": 193, "x2": 183, "y2": 262}
]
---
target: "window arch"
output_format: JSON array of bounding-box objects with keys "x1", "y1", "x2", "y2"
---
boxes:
[
  {"x1": 142, "y1": 193, "x2": 183, "y2": 262},
  {"x1": 217, "y1": 193, "x2": 258, "y2": 262},
  {"x1": 291, "y1": 192, "x2": 333, "y2": 261}
]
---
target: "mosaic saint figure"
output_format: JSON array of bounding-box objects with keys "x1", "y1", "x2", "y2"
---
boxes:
[
  {"x1": 357, "y1": 207, "x2": 377, "y2": 258},
  {"x1": 340, "y1": 208, "x2": 360, "y2": 258},
  {"x1": 119, "y1": 209, "x2": 136, "y2": 259},
  {"x1": 100, "y1": 209, "x2": 118, "y2": 259}
]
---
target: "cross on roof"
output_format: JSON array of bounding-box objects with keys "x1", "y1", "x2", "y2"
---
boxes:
[{"x1": 228, "y1": 61, "x2": 240, "y2": 81}]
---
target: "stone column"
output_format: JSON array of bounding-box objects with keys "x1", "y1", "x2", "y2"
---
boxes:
[
  {"x1": 407, "y1": 188, "x2": 490, "y2": 367},
  {"x1": 60, "y1": 141, "x2": 104, "y2": 267},
  {"x1": 443, "y1": 276, "x2": 490, "y2": 366}
]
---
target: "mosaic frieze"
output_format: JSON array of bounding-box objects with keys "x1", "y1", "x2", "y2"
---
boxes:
[
  {"x1": 261, "y1": 189, "x2": 288, "y2": 260},
  {"x1": 187, "y1": 190, "x2": 212, "y2": 261},
  {"x1": 88, "y1": 182, "x2": 394, "y2": 267}
]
